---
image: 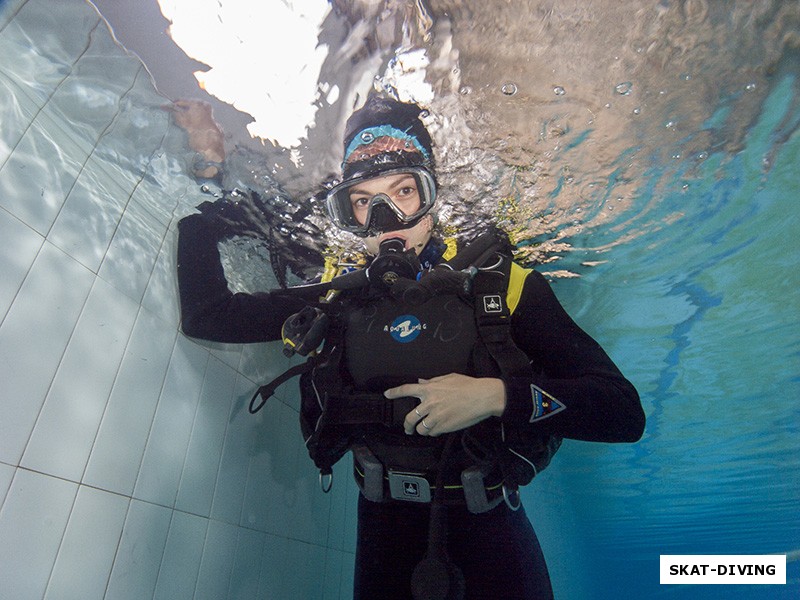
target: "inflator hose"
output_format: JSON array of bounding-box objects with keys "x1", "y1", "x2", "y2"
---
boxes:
[{"x1": 410, "y1": 433, "x2": 465, "y2": 600}]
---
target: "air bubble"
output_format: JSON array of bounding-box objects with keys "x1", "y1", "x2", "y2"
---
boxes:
[
  {"x1": 745, "y1": 82, "x2": 757, "y2": 91},
  {"x1": 501, "y1": 83, "x2": 518, "y2": 96},
  {"x1": 666, "y1": 120, "x2": 676, "y2": 130},
  {"x1": 614, "y1": 82, "x2": 633, "y2": 95},
  {"x1": 360, "y1": 131, "x2": 375, "y2": 143},
  {"x1": 632, "y1": 107, "x2": 641, "y2": 115},
  {"x1": 553, "y1": 86, "x2": 566, "y2": 96},
  {"x1": 696, "y1": 151, "x2": 709, "y2": 161},
  {"x1": 460, "y1": 86, "x2": 472, "y2": 95}
]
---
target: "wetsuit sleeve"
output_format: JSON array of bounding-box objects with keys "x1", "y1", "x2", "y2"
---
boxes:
[
  {"x1": 503, "y1": 270, "x2": 645, "y2": 443},
  {"x1": 177, "y1": 202, "x2": 309, "y2": 344}
]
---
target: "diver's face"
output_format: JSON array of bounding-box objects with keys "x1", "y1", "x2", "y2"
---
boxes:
[
  {"x1": 348, "y1": 172, "x2": 433, "y2": 256},
  {"x1": 348, "y1": 172, "x2": 422, "y2": 225}
]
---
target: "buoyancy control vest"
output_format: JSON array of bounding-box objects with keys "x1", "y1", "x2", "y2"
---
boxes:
[{"x1": 250, "y1": 230, "x2": 562, "y2": 511}]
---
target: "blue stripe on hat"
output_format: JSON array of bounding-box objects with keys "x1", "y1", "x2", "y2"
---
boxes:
[{"x1": 343, "y1": 125, "x2": 431, "y2": 166}]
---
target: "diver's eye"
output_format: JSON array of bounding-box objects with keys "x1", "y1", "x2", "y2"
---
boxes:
[
  {"x1": 397, "y1": 185, "x2": 417, "y2": 197},
  {"x1": 350, "y1": 195, "x2": 370, "y2": 208}
]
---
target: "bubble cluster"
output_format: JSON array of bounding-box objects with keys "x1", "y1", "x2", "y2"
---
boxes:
[{"x1": 553, "y1": 85, "x2": 566, "y2": 96}]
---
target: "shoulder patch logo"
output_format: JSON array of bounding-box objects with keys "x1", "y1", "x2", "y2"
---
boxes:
[
  {"x1": 529, "y1": 385, "x2": 566, "y2": 423},
  {"x1": 483, "y1": 295, "x2": 503, "y2": 313},
  {"x1": 387, "y1": 314, "x2": 425, "y2": 343}
]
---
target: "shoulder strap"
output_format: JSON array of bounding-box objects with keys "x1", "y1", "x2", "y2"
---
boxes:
[{"x1": 472, "y1": 256, "x2": 533, "y2": 381}]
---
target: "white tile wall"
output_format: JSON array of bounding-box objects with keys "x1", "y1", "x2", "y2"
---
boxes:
[
  {"x1": 20, "y1": 275, "x2": 140, "y2": 481},
  {"x1": 0, "y1": 469, "x2": 78, "y2": 599},
  {"x1": 0, "y1": 242, "x2": 96, "y2": 464},
  {"x1": 44, "y1": 485, "x2": 130, "y2": 600},
  {"x1": 105, "y1": 499, "x2": 173, "y2": 599},
  {"x1": 153, "y1": 510, "x2": 208, "y2": 600},
  {"x1": 0, "y1": 206, "x2": 43, "y2": 318},
  {"x1": 0, "y1": 0, "x2": 355, "y2": 598}
]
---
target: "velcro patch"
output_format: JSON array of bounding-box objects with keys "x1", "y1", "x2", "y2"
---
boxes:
[
  {"x1": 529, "y1": 385, "x2": 566, "y2": 423},
  {"x1": 482, "y1": 294, "x2": 503, "y2": 314}
]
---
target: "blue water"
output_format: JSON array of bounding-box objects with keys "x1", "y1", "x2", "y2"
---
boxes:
[{"x1": 524, "y1": 71, "x2": 800, "y2": 598}]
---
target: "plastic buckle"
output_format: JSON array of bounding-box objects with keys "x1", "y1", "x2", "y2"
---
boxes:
[
  {"x1": 352, "y1": 445, "x2": 385, "y2": 502},
  {"x1": 388, "y1": 471, "x2": 431, "y2": 503},
  {"x1": 461, "y1": 464, "x2": 504, "y2": 514}
]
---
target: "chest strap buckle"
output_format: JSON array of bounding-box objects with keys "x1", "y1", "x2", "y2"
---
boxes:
[{"x1": 388, "y1": 471, "x2": 432, "y2": 503}]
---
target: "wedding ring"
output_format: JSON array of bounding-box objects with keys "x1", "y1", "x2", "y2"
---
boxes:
[
  {"x1": 414, "y1": 407, "x2": 422, "y2": 417},
  {"x1": 421, "y1": 419, "x2": 431, "y2": 430}
]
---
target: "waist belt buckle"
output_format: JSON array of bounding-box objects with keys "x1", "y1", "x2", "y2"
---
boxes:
[
  {"x1": 388, "y1": 470, "x2": 431, "y2": 503},
  {"x1": 461, "y1": 463, "x2": 504, "y2": 514}
]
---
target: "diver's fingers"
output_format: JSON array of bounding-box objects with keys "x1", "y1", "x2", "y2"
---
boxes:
[
  {"x1": 403, "y1": 401, "x2": 428, "y2": 434},
  {"x1": 384, "y1": 382, "x2": 424, "y2": 400},
  {"x1": 416, "y1": 417, "x2": 437, "y2": 436}
]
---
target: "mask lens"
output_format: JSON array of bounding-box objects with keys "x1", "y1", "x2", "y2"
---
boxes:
[{"x1": 326, "y1": 168, "x2": 436, "y2": 236}]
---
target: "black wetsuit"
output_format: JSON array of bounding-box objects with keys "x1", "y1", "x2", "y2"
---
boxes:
[{"x1": 177, "y1": 202, "x2": 645, "y2": 600}]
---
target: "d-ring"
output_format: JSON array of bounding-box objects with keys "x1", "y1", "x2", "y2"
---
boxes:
[
  {"x1": 502, "y1": 484, "x2": 521, "y2": 511},
  {"x1": 421, "y1": 419, "x2": 431, "y2": 430},
  {"x1": 319, "y1": 471, "x2": 333, "y2": 493}
]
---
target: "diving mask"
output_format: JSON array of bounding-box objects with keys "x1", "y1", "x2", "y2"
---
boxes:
[{"x1": 325, "y1": 167, "x2": 436, "y2": 237}]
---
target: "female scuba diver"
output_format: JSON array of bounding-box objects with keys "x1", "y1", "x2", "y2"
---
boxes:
[{"x1": 177, "y1": 95, "x2": 646, "y2": 600}]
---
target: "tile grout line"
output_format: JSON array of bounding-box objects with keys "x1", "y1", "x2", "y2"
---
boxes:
[
  {"x1": 171, "y1": 349, "x2": 213, "y2": 512},
  {"x1": 95, "y1": 66, "x2": 172, "y2": 279},
  {"x1": 0, "y1": 206, "x2": 45, "y2": 333},
  {"x1": 40, "y1": 474, "x2": 88, "y2": 600},
  {"x1": 129, "y1": 333, "x2": 181, "y2": 503},
  {"x1": 0, "y1": 0, "x2": 30, "y2": 36},
  {"x1": 207, "y1": 369, "x2": 247, "y2": 526},
  {"x1": 12, "y1": 243, "x2": 95, "y2": 473},
  {"x1": 0, "y1": 1, "x2": 67, "y2": 175},
  {"x1": 126, "y1": 324, "x2": 182, "y2": 508},
  {"x1": 76, "y1": 301, "x2": 156, "y2": 490},
  {"x1": 41, "y1": 18, "x2": 129, "y2": 242}
]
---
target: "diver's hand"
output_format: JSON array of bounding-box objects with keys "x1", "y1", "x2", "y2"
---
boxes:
[
  {"x1": 165, "y1": 99, "x2": 225, "y2": 178},
  {"x1": 195, "y1": 190, "x2": 268, "y2": 239},
  {"x1": 387, "y1": 373, "x2": 506, "y2": 437}
]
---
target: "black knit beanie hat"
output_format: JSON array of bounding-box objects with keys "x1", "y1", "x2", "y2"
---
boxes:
[{"x1": 341, "y1": 94, "x2": 434, "y2": 180}]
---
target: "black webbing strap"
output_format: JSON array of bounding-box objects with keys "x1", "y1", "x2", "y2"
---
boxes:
[
  {"x1": 249, "y1": 359, "x2": 318, "y2": 414},
  {"x1": 473, "y1": 260, "x2": 533, "y2": 382},
  {"x1": 324, "y1": 393, "x2": 418, "y2": 427}
]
